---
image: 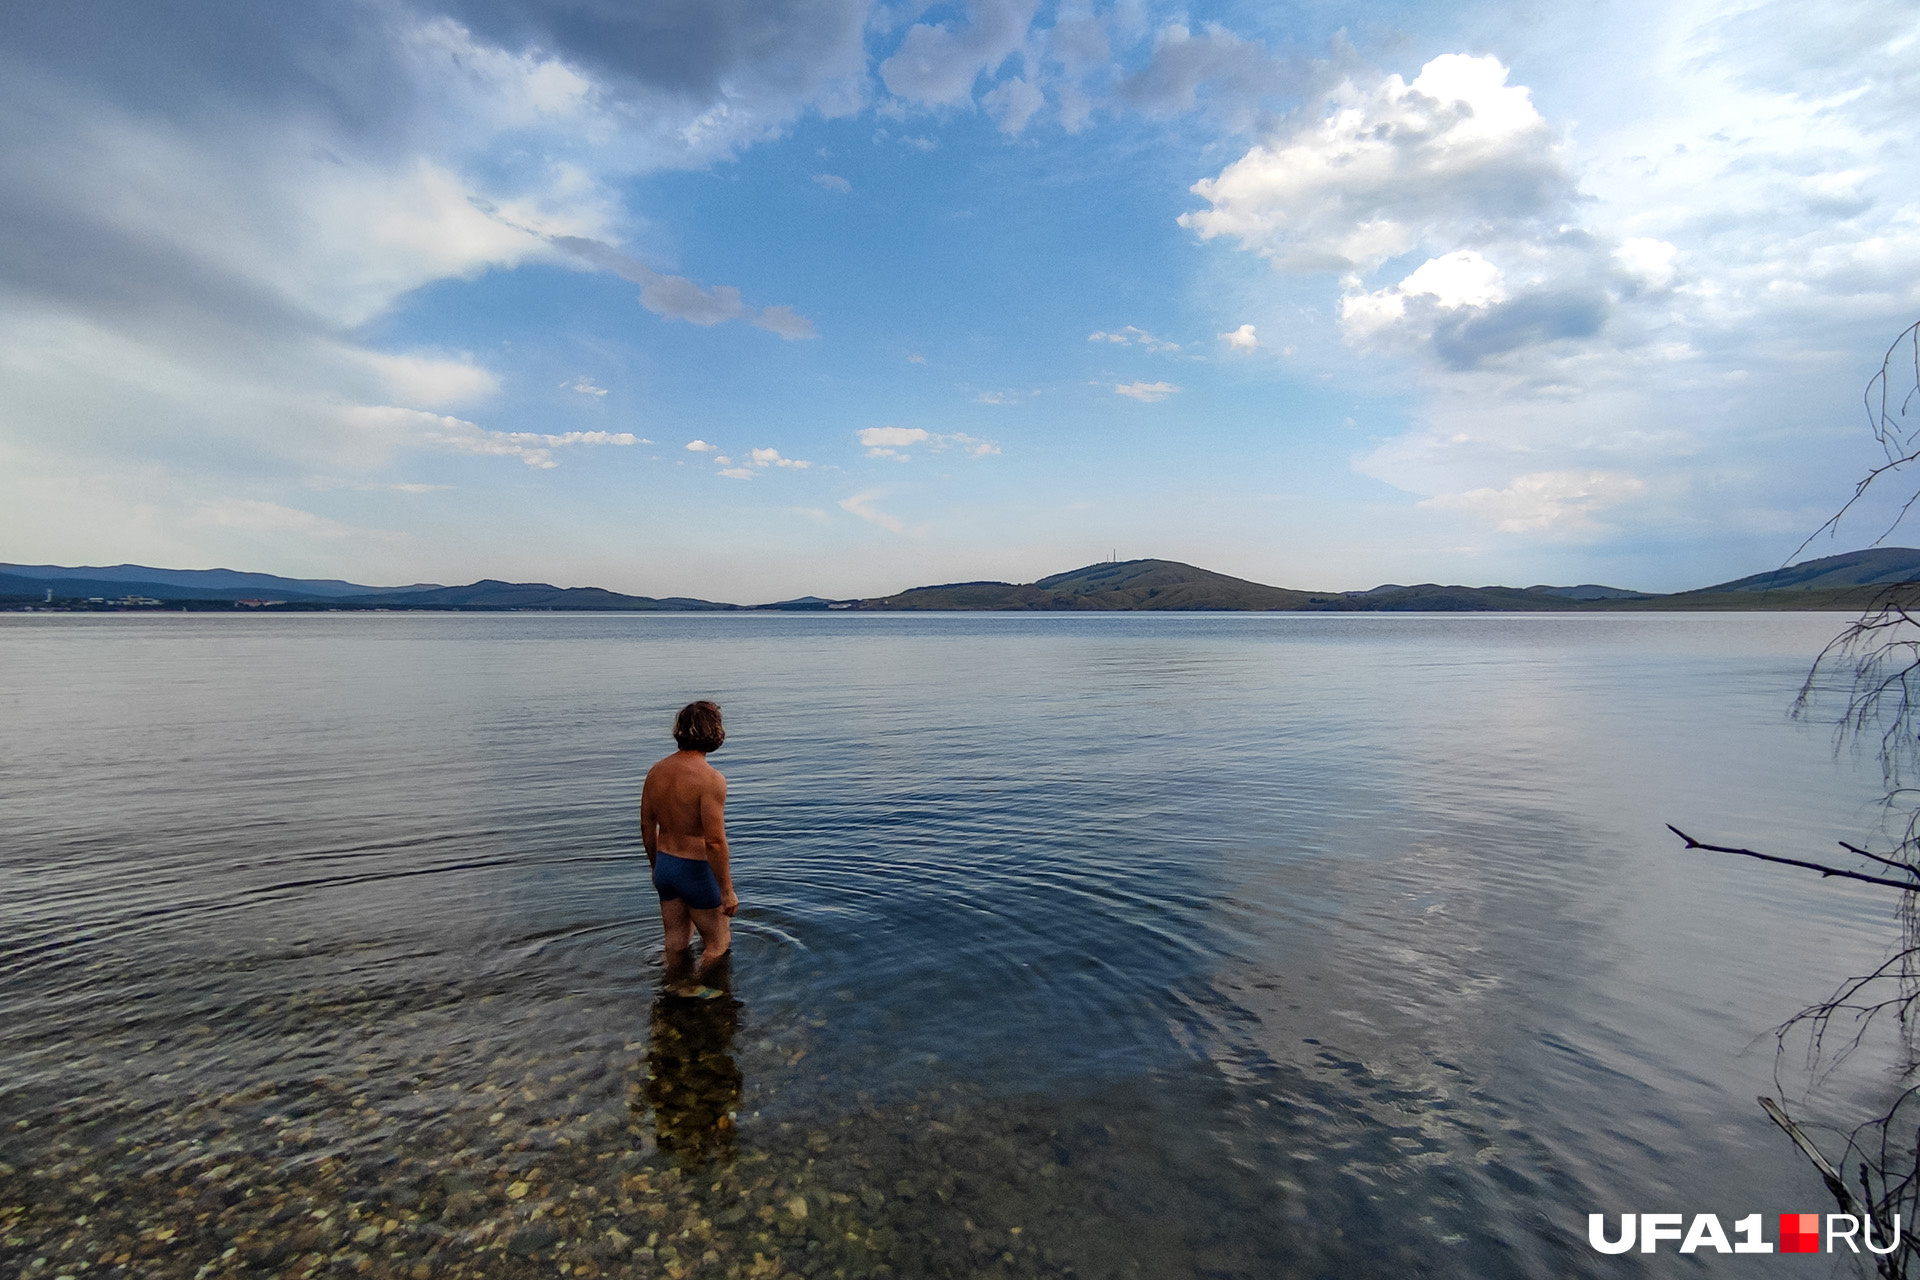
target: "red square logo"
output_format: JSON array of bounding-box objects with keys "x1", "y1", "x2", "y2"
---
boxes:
[{"x1": 1780, "y1": 1213, "x2": 1820, "y2": 1253}]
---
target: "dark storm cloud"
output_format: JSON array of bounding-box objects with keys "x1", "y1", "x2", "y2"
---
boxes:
[
  {"x1": 1431, "y1": 289, "x2": 1611, "y2": 369},
  {"x1": 3, "y1": 2, "x2": 424, "y2": 147},
  {"x1": 0, "y1": 0, "x2": 858, "y2": 358},
  {"x1": 0, "y1": 177, "x2": 319, "y2": 347},
  {"x1": 4, "y1": 0, "x2": 873, "y2": 153},
  {"x1": 437, "y1": 0, "x2": 870, "y2": 105}
]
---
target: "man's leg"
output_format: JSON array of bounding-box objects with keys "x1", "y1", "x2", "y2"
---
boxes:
[
  {"x1": 687, "y1": 905, "x2": 730, "y2": 967},
  {"x1": 660, "y1": 897, "x2": 693, "y2": 954}
]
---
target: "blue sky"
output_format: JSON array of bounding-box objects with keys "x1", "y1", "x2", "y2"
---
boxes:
[{"x1": 2, "y1": 0, "x2": 1917, "y2": 601}]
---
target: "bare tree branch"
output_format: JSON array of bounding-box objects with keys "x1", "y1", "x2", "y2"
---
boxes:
[{"x1": 1667, "y1": 825, "x2": 1920, "y2": 891}]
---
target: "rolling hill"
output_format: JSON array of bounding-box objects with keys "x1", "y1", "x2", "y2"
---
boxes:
[
  {"x1": 854, "y1": 560, "x2": 1667, "y2": 612},
  {"x1": 856, "y1": 559, "x2": 1320, "y2": 610},
  {"x1": 0, "y1": 564, "x2": 734, "y2": 610},
  {"x1": 12, "y1": 546, "x2": 1920, "y2": 613},
  {"x1": 1691, "y1": 546, "x2": 1920, "y2": 593},
  {"x1": 0, "y1": 562, "x2": 440, "y2": 599},
  {"x1": 342, "y1": 580, "x2": 735, "y2": 610}
]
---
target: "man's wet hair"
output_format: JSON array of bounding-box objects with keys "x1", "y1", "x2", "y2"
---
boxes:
[{"x1": 673, "y1": 701, "x2": 725, "y2": 753}]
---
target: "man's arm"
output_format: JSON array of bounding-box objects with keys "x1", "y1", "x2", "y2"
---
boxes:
[
  {"x1": 701, "y1": 775, "x2": 737, "y2": 916},
  {"x1": 639, "y1": 770, "x2": 658, "y2": 868}
]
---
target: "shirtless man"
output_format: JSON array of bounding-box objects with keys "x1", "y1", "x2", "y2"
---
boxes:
[{"x1": 640, "y1": 700, "x2": 737, "y2": 967}]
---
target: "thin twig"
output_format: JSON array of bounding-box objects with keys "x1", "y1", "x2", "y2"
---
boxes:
[
  {"x1": 1841, "y1": 841, "x2": 1920, "y2": 877},
  {"x1": 1669, "y1": 826, "x2": 1920, "y2": 892}
]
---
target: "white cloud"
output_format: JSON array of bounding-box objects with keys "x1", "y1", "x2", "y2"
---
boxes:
[
  {"x1": 1401, "y1": 251, "x2": 1509, "y2": 310},
  {"x1": 347, "y1": 406, "x2": 643, "y2": 469},
  {"x1": 1114, "y1": 380, "x2": 1178, "y2": 402},
  {"x1": 855, "y1": 425, "x2": 999, "y2": 457},
  {"x1": 906, "y1": 352, "x2": 927, "y2": 364},
  {"x1": 536, "y1": 431, "x2": 646, "y2": 446},
  {"x1": 718, "y1": 467, "x2": 753, "y2": 480},
  {"x1": 750, "y1": 447, "x2": 811, "y2": 469},
  {"x1": 751, "y1": 305, "x2": 819, "y2": 340},
  {"x1": 1088, "y1": 325, "x2": 1180, "y2": 353},
  {"x1": 1339, "y1": 250, "x2": 1516, "y2": 346},
  {"x1": 685, "y1": 440, "x2": 719, "y2": 452},
  {"x1": 1220, "y1": 323, "x2": 1259, "y2": 351},
  {"x1": 563, "y1": 376, "x2": 609, "y2": 397},
  {"x1": 982, "y1": 77, "x2": 1046, "y2": 134},
  {"x1": 839, "y1": 489, "x2": 905, "y2": 532},
  {"x1": 857, "y1": 426, "x2": 929, "y2": 449},
  {"x1": 365, "y1": 351, "x2": 501, "y2": 407},
  {"x1": 879, "y1": 0, "x2": 1042, "y2": 107},
  {"x1": 1420, "y1": 470, "x2": 1646, "y2": 535},
  {"x1": 191, "y1": 498, "x2": 369, "y2": 540},
  {"x1": 1181, "y1": 55, "x2": 1569, "y2": 273},
  {"x1": 1614, "y1": 238, "x2": 1678, "y2": 293},
  {"x1": 814, "y1": 173, "x2": 852, "y2": 193}
]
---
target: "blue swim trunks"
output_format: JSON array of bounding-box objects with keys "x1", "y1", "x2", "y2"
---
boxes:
[{"x1": 653, "y1": 852, "x2": 722, "y2": 910}]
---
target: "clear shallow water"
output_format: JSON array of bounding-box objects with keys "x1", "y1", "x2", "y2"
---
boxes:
[{"x1": 0, "y1": 611, "x2": 1908, "y2": 1278}]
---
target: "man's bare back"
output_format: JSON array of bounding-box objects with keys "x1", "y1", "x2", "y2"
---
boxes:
[{"x1": 642, "y1": 701, "x2": 736, "y2": 968}]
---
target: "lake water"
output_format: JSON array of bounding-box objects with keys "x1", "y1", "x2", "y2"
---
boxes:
[{"x1": 0, "y1": 611, "x2": 1910, "y2": 1278}]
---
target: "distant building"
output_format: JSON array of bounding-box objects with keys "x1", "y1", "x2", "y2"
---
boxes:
[{"x1": 233, "y1": 598, "x2": 282, "y2": 608}]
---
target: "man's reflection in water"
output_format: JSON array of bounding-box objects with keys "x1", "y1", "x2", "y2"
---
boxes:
[{"x1": 637, "y1": 950, "x2": 742, "y2": 1166}]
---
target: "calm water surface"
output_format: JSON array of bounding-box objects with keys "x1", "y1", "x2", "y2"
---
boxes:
[{"x1": 0, "y1": 612, "x2": 1907, "y2": 1278}]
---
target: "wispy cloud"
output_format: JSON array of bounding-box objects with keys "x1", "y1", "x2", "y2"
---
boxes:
[
  {"x1": 547, "y1": 234, "x2": 819, "y2": 340},
  {"x1": 839, "y1": 489, "x2": 904, "y2": 532},
  {"x1": 349, "y1": 406, "x2": 645, "y2": 468},
  {"x1": 310, "y1": 478, "x2": 453, "y2": 494},
  {"x1": 191, "y1": 499, "x2": 371, "y2": 540},
  {"x1": 563, "y1": 376, "x2": 609, "y2": 396},
  {"x1": 685, "y1": 440, "x2": 719, "y2": 453},
  {"x1": 718, "y1": 467, "x2": 754, "y2": 480},
  {"x1": 751, "y1": 305, "x2": 818, "y2": 340},
  {"x1": 750, "y1": 447, "x2": 812, "y2": 469},
  {"x1": 1114, "y1": 381, "x2": 1179, "y2": 402},
  {"x1": 855, "y1": 426, "x2": 1000, "y2": 459},
  {"x1": 1420, "y1": 470, "x2": 1645, "y2": 536},
  {"x1": 1089, "y1": 325, "x2": 1180, "y2": 353},
  {"x1": 813, "y1": 173, "x2": 852, "y2": 193},
  {"x1": 365, "y1": 352, "x2": 500, "y2": 408}
]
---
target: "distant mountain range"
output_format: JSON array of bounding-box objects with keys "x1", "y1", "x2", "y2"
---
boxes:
[{"x1": 8, "y1": 545, "x2": 1920, "y2": 613}]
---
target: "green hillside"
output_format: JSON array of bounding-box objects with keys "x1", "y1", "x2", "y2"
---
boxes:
[
  {"x1": 342, "y1": 580, "x2": 736, "y2": 610},
  {"x1": 857, "y1": 560, "x2": 1320, "y2": 610},
  {"x1": 1694, "y1": 546, "x2": 1920, "y2": 593},
  {"x1": 15, "y1": 546, "x2": 1920, "y2": 614}
]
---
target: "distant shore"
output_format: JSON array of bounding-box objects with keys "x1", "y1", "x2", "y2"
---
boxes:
[{"x1": 9, "y1": 547, "x2": 1920, "y2": 614}]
